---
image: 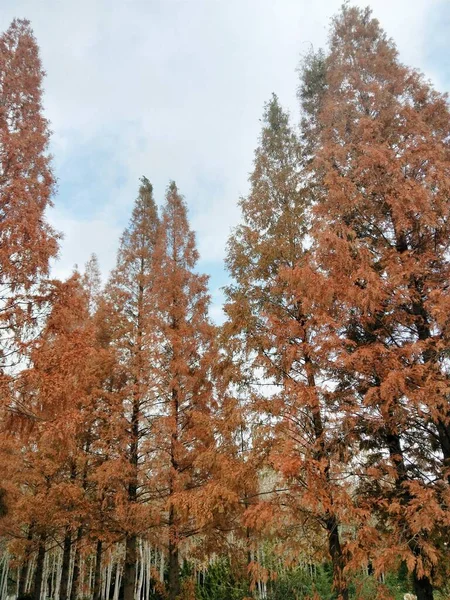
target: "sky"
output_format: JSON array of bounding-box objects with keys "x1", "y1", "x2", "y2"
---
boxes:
[{"x1": 0, "y1": 0, "x2": 449, "y2": 322}]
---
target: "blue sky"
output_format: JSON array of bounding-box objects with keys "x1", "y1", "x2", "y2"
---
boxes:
[{"x1": 0, "y1": 0, "x2": 449, "y2": 322}]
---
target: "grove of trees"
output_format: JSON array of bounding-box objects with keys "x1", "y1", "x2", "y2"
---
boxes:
[{"x1": 0, "y1": 6, "x2": 449, "y2": 600}]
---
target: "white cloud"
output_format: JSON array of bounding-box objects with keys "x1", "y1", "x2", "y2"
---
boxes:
[{"x1": 48, "y1": 208, "x2": 122, "y2": 283}]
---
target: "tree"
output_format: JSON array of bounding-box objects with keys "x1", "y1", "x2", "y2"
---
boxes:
[
  {"x1": 3, "y1": 274, "x2": 104, "y2": 600},
  {"x1": 225, "y1": 96, "x2": 357, "y2": 600},
  {"x1": 101, "y1": 177, "x2": 159, "y2": 600},
  {"x1": 304, "y1": 6, "x2": 450, "y2": 599},
  {"x1": 0, "y1": 19, "x2": 58, "y2": 376},
  {"x1": 149, "y1": 182, "x2": 219, "y2": 600},
  {"x1": 0, "y1": 17, "x2": 59, "y2": 520}
]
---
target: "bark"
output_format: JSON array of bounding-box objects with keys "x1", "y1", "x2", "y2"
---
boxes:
[
  {"x1": 59, "y1": 529, "x2": 72, "y2": 600},
  {"x1": 123, "y1": 534, "x2": 137, "y2": 600},
  {"x1": 409, "y1": 279, "x2": 450, "y2": 485},
  {"x1": 18, "y1": 567, "x2": 28, "y2": 598},
  {"x1": 122, "y1": 268, "x2": 145, "y2": 600},
  {"x1": 93, "y1": 539, "x2": 103, "y2": 600},
  {"x1": 69, "y1": 527, "x2": 83, "y2": 600},
  {"x1": 413, "y1": 575, "x2": 434, "y2": 600},
  {"x1": 326, "y1": 515, "x2": 349, "y2": 600},
  {"x1": 304, "y1": 350, "x2": 349, "y2": 600},
  {"x1": 386, "y1": 430, "x2": 434, "y2": 599},
  {"x1": 437, "y1": 418, "x2": 450, "y2": 484},
  {"x1": 167, "y1": 508, "x2": 180, "y2": 600},
  {"x1": 123, "y1": 393, "x2": 139, "y2": 600},
  {"x1": 32, "y1": 534, "x2": 46, "y2": 600},
  {"x1": 18, "y1": 524, "x2": 34, "y2": 597},
  {"x1": 167, "y1": 385, "x2": 180, "y2": 600}
]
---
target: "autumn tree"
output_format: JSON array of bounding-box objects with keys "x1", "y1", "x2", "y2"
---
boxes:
[
  {"x1": 2, "y1": 273, "x2": 105, "y2": 600},
  {"x1": 0, "y1": 18, "x2": 58, "y2": 376},
  {"x1": 224, "y1": 96, "x2": 358, "y2": 600},
  {"x1": 148, "y1": 182, "x2": 219, "y2": 600},
  {"x1": 0, "y1": 18, "x2": 59, "y2": 526},
  {"x1": 302, "y1": 5, "x2": 450, "y2": 599},
  {"x1": 100, "y1": 177, "x2": 159, "y2": 600}
]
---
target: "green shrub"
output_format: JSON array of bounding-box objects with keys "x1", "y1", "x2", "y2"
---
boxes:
[
  {"x1": 196, "y1": 557, "x2": 250, "y2": 600},
  {"x1": 265, "y1": 563, "x2": 333, "y2": 600}
]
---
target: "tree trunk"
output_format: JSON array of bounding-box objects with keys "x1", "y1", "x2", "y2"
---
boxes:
[
  {"x1": 167, "y1": 518, "x2": 180, "y2": 600},
  {"x1": 123, "y1": 535, "x2": 137, "y2": 600},
  {"x1": 18, "y1": 524, "x2": 34, "y2": 597},
  {"x1": 59, "y1": 529, "x2": 72, "y2": 600},
  {"x1": 304, "y1": 351, "x2": 349, "y2": 600},
  {"x1": 167, "y1": 383, "x2": 180, "y2": 600},
  {"x1": 407, "y1": 279, "x2": 450, "y2": 487},
  {"x1": 437, "y1": 417, "x2": 450, "y2": 484},
  {"x1": 69, "y1": 527, "x2": 83, "y2": 600},
  {"x1": 32, "y1": 534, "x2": 46, "y2": 600},
  {"x1": 93, "y1": 539, "x2": 103, "y2": 600},
  {"x1": 18, "y1": 565, "x2": 28, "y2": 598},
  {"x1": 326, "y1": 516, "x2": 348, "y2": 600},
  {"x1": 386, "y1": 430, "x2": 434, "y2": 599},
  {"x1": 413, "y1": 574, "x2": 434, "y2": 600},
  {"x1": 123, "y1": 389, "x2": 139, "y2": 600}
]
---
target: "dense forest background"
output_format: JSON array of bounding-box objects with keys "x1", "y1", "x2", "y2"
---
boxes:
[{"x1": 0, "y1": 5, "x2": 450, "y2": 600}]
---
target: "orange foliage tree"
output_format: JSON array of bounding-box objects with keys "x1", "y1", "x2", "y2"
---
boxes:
[
  {"x1": 0, "y1": 19, "x2": 58, "y2": 377},
  {"x1": 303, "y1": 6, "x2": 450, "y2": 599},
  {"x1": 3, "y1": 274, "x2": 105, "y2": 600},
  {"x1": 225, "y1": 95, "x2": 361, "y2": 600},
  {"x1": 99, "y1": 177, "x2": 160, "y2": 600},
  {"x1": 0, "y1": 14, "x2": 58, "y2": 549},
  {"x1": 148, "y1": 182, "x2": 220, "y2": 600}
]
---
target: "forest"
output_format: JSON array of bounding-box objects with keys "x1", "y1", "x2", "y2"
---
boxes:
[{"x1": 0, "y1": 4, "x2": 449, "y2": 600}]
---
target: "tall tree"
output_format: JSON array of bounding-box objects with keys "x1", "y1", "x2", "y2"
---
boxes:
[
  {"x1": 0, "y1": 19, "x2": 58, "y2": 376},
  {"x1": 4, "y1": 274, "x2": 104, "y2": 600},
  {"x1": 101, "y1": 177, "x2": 159, "y2": 600},
  {"x1": 225, "y1": 96, "x2": 356, "y2": 599},
  {"x1": 304, "y1": 6, "x2": 450, "y2": 598},
  {"x1": 149, "y1": 182, "x2": 218, "y2": 600}
]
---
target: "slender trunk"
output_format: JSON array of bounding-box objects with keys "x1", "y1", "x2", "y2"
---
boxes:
[
  {"x1": 123, "y1": 535, "x2": 137, "y2": 600},
  {"x1": 69, "y1": 527, "x2": 83, "y2": 600},
  {"x1": 240, "y1": 426, "x2": 252, "y2": 583},
  {"x1": 413, "y1": 575, "x2": 434, "y2": 600},
  {"x1": 93, "y1": 539, "x2": 103, "y2": 600},
  {"x1": 18, "y1": 524, "x2": 34, "y2": 597},
  {"x1": 59, "y1": 529, "x2": 72, "y2": 600},
  {"x1": 386, "y1": 430, "x2": 433, "y2": 599},
  {"x1": 18, "y1": 565, "x2": 27, "y2": 599},
  {"x1": 304, "y1": 351, "x2": 349, "y2": 600},
  {"x1": 409, "y1": 276, "x2": 450, "y2": 486},
  {"x1": 32, "y1": 534, "x2": 46, "y2": 600},
  {"x1": 122, "y1": 274, "x2": 144, "y2": 600},
  {"x1": 123, "y1": 393, "x2": 139, "y2": 600},
  {"x1": 326, "y1": 516, "x2": 348, "y2": 600},
  {"x1": 167, "y1": 506, "x2": 180, "y2": 600},
  {"x1": 437, "y1": 417, "x2": 450, "y2": 485},
  {"x1": 167, "y1": 385, "x2": 180, "y2": 600}
]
